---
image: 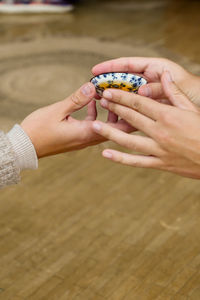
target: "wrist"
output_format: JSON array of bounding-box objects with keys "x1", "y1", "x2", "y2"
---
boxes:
[
  {"x1": 178, "y1": 72, "x2": 200, "y2": 105},
  {"x1": 7, "y1": 124, "x2": 38, "y2": 171}
]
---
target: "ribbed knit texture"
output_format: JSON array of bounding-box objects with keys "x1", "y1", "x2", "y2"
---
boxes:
[
  {"x1": 0, "y1": 131, "x2": 20, "y2": 189},
  {"x1": 7, "y1": 124, "x2": 38, "y2": 171},
  {"x1": 0, "y1": 125, "x2": 38, "y2": 189}
]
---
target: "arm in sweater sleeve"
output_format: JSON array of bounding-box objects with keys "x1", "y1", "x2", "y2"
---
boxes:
[{"x1": 0, "y1": 124, "x2": 38, "y2": 189}]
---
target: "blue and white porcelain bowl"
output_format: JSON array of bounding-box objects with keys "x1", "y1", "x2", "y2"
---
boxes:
[{"x1": 90, "y1": 72, "x2": 147, "y2": 96}]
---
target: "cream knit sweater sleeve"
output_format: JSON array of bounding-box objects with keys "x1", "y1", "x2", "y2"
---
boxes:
[{"x1": 0, "y1": 125, "x2": 38, "y2": 189}]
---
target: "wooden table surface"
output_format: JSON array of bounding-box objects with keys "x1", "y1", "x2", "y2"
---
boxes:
[{"x1": 0, "y1": 0, "x2": 200, "y2": 299}]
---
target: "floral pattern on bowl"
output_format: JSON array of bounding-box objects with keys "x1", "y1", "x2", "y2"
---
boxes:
[{"x1": 90, "y1": 72, "x2": 147, "y2": 96}]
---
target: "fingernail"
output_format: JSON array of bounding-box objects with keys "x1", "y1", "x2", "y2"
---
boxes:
[
  {"x1": 103, "y1": 90, "x2": 112, "y2": 99},
  {"x1": 103, "y1": 150, "x2": 113, "y2": 159},
  {"x1": 81, "y1": 83, "x2": 92, "y2": 96},
  {"x1": 140, "y1": 85, "x2": 151, "y2": 97},
  {"x1": 100, "y1": 98, "x2": 108, "y2": 108},
  {"x1": 165, "y1": 71, "x2": 173, "y2": 82},
  {"x1": 93, "y1": 121, "x2": 101, "y2": 131}
]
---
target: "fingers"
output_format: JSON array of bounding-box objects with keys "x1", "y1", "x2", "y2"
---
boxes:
[
  {"x1": 107, "y1": 111, "x2": 118, "y2": 123},
  {"x1": 102, "y1": 149, "x2": 164, "y2": 169},
  {"x1": 100, "y1": 98, "x2": 156, "y2": 137},
  {"x1": 102, "y1": 88, "x2": 171, "y2": 122},
  {"x1": 92, "y1": 57, "x2": 151, "y2": 76},
  {"x1": 93, "y1": 121, "x2": 163, "y2": 156},
  {"x1": 139, "y1": 83, "x2": 171, "y2": 105},
  {"x1": 59, "y1": 82, "x2": 96, "y2": 117},
  {"x1": 110, "y1": 119, "x2": 134, "y2": 133},
  {"x1": 94, "y1": 92, "x2": 101, "y2": 100},
  {"x1": 85, "y1": 100, "x2": 97, "y2": 121},
  {"x1": 139, "y1": 83, "x2": 165, "y2": 99},
  {"x1": 161, "y1": 71, "x2": 198, "y2": 112}
]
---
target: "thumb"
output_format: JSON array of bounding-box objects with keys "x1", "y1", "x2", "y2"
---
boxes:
[
  {"x1": 60, "y1": 82, "x2": 96, "y2": 117},
  {"x1": 161, "y1": 71, "x2": 198, "y2": 112},
  {"x1": 139, "y1": 83, "x2": 164, "y2": 99}
]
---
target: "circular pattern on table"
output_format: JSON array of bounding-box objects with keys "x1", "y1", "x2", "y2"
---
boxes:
[
  {"x1": 0, "y1": 37, "x2": 199, "y2": 124},
  {"x1": 0, "y1": 51, "x2": 108, "y2": 118}
]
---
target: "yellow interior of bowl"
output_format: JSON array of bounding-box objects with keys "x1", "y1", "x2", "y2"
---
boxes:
[{"x1": 98, "y1": 80, "x2": 139, "y2": 92}]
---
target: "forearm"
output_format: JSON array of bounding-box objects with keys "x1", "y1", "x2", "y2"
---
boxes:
[{"x1": 0, "y1": 125, "x2": 38, "y2": 189}]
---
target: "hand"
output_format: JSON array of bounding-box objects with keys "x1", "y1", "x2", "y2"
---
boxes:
[
  {"x1": 21, "y1": 82, "x2": 132, "y2": 158},
  {"x1": 92, "y1": 71, "x2": 200, "y2": 179},
  {"x1": 92, "y1": 57, "x2": 200, "y2": 105}
]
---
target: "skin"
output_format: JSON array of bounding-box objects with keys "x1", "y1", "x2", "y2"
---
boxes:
[
  {"x1": 92, "y1": 71, "x2": 200, "y2": 179},
  {"x1": 92, "y1": 57, "x2": 200, "y2": 105},
  {"x1": 21, "y1": 82, "x2": 132, "y2": 159}
]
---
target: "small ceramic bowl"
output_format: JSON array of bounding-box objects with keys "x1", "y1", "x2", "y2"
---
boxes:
[{"x1": 90, "y1": 72, "x2": 147, "y2": 96}]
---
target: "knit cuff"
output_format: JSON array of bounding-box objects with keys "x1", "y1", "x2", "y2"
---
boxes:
[
  {"x1": 7, "y1": 124, "x2": 38, "y2": 171},
  {"x1": 0, "y1": 131, "x2": 20, "y2": 189}
]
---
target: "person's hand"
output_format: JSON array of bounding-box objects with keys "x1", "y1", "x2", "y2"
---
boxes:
[
  {"x1": 21, "y1": 82, "x2": 132, "y2": 158},
  {"x1": 92, "y1": 71, "x2": 200, "y2": 179},
  {"x1": 92, "y1": 57, "x2": 200, "y2": 105}
]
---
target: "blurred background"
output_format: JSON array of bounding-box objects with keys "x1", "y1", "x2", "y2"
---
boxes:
[{"x1": 0, "y1": 0, "x2": 200, "y2": 299}]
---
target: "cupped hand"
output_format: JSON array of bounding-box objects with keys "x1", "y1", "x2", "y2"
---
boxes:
[
  {"x1": 92, "y1": 71, "x2": 200, "y2": 179},
  {"x1": 92, "y1": 57, "x2": 200, "y2": 105},
  {"x1": 21, "y1": 82, "x2": 132, "y2": 158}
]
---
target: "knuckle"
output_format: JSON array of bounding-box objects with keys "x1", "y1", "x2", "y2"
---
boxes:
[
  {"x1": 132, "y1": 98, "x2": 141, "y2": 111},
  {"x1": 159, "y1": 111, "x2": 173, "y2": 125},
  {"x1": 126, "y1": 139, "x2": 137, "y2": 151},
  {"x1": 155, "y1": 129, "x2": 171, "y2": 145},
  {"x1": 120, "y1": 57, "x2": 129, "y2": 71},
  {"x1": 126, "y1": 139, "x2": 134, "y2": 150},
  {"x1": 129, "y1": 111, "x2": 138, "y2": 124},
  {"x1": 113, "y1": 91, "x2": 123, "y2": 105},
  {"x1": 71, "y1": 93, "x2": 82, "y2": 108},
  {"x1": 106, "y1": 101, "x2": 112, "y2": 110},
  {"x1": 109, "y1": 102, "x2": 117, "y2": 114},
  {"x1": 130, "y1": 158, "x2": 142, "y2": 168},
  {"x1": 172, "y1": 86, "x2": 181, "y2": 97},
  {"x1": 116, "y1": 57, "x2": 133, "y2": 73},
  {"x1": 105, "y1": 127, "x2": 113, "y2": 140},
  {"x1": 159, "y1": 156, "x2": 173, "y2": 171},
  {"x1": 115, "y1": 153, "x2": 125, "y2": 164},
  {"x1": 157, "y1": 147, "x2": 168, "y2": 158},
  {"x1": 162, "y1": 154, "x2": 172, "y2": 166}
]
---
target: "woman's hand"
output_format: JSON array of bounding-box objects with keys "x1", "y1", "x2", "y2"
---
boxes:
[
  {"x1": 21, "y1": 82, "x2": 132, "y2": 158},
  {"x1": 92, "y1": 57, "x2": 200, "y2": 105},
  {"x1": 92, "y1": 72, "x2": 200, "y2": 179}
]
